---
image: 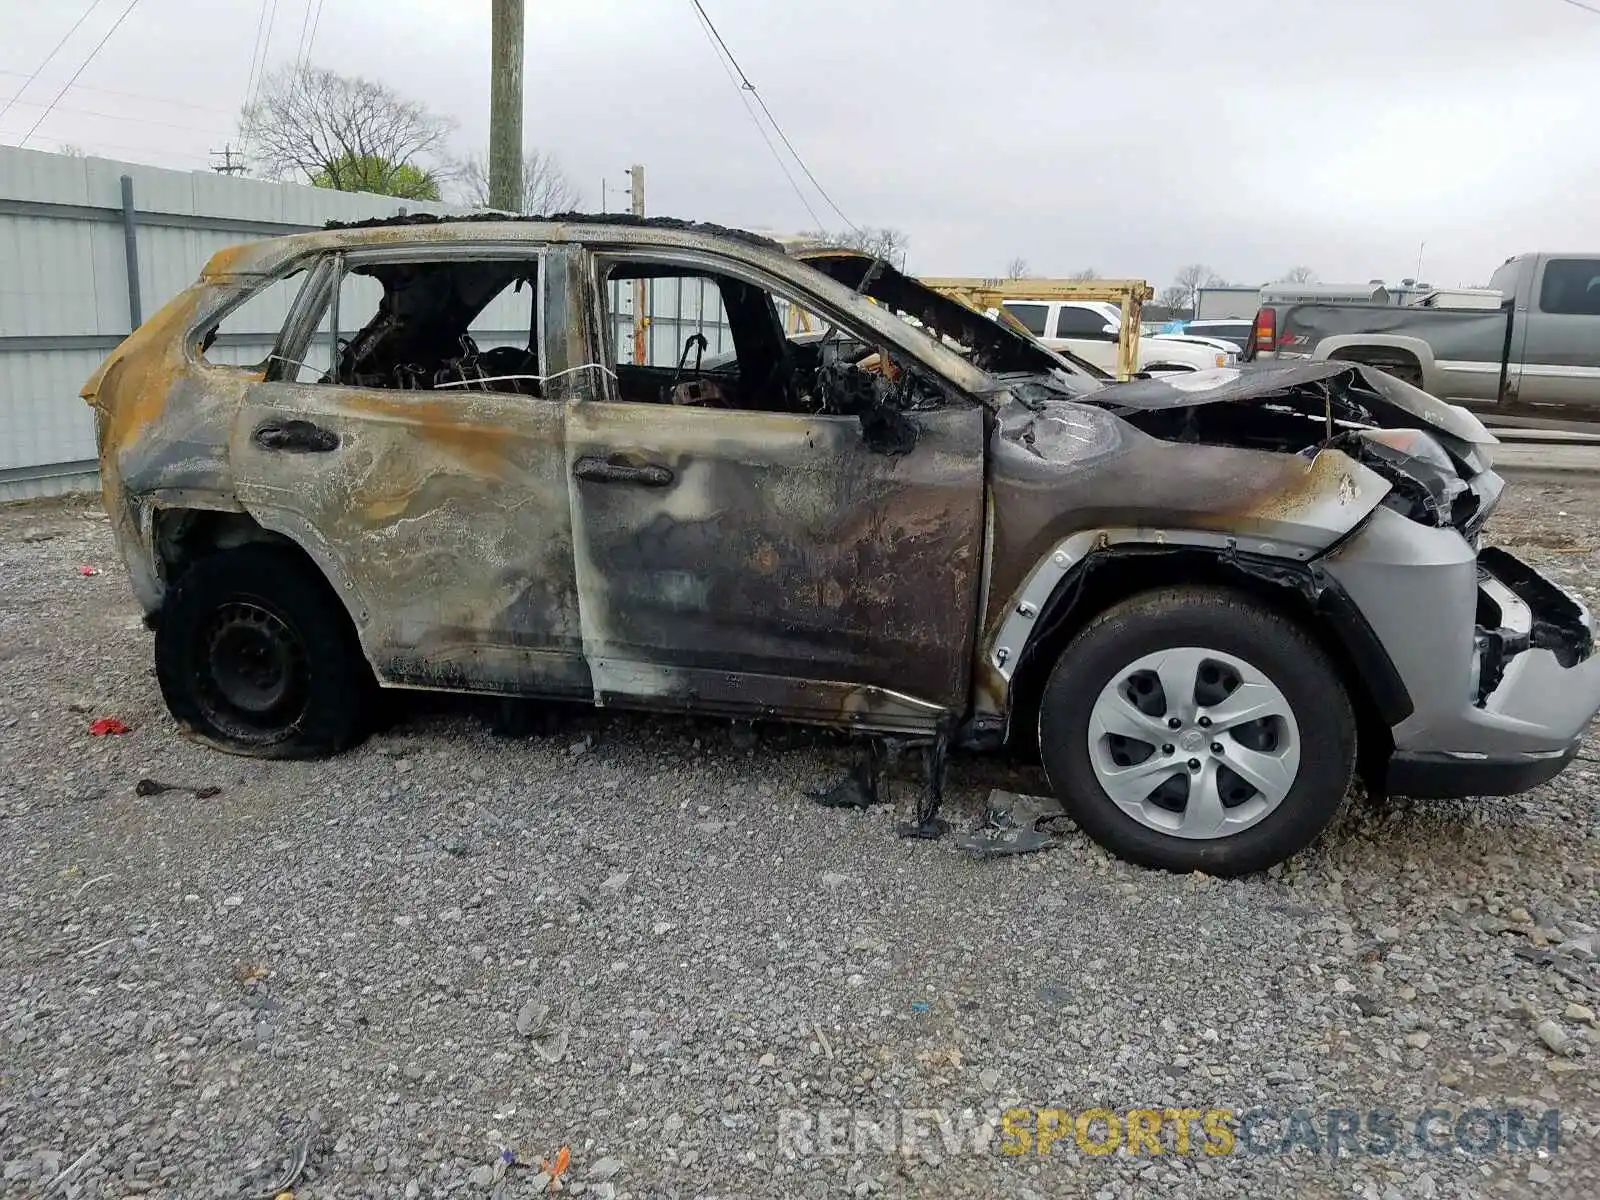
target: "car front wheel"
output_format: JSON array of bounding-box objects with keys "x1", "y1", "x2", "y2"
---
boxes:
[{"x1": 1037, "y1": 587, "x2": 1355, "y2": 875}]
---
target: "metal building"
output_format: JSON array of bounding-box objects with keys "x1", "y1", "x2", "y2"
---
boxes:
[{"x1": 0, "y1": 146, "x2": 458, "y2": 501}]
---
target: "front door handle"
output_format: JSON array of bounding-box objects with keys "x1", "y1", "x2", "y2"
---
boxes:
[
  {"x1": 253, "y1": 419, "x2": 340, "y2": 453},
  {"x1": 573, "y1": 455, "x2": 674, "y2": 487}
]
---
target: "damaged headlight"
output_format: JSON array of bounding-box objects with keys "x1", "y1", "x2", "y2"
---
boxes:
[
  {"x1": 1355, "y1": 427, "x2": 1457, "y2": 474},
  {"x1": 1345, "y1": 428, "x2": 1474, "y2": 530}
]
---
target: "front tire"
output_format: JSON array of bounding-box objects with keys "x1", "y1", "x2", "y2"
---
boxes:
[
  {"x1": 155, "y1": 546, "x2": 373, "y2": 757},
  {"x1": 1037, "y1": 587, "x2": 1355, "y2": 875}
]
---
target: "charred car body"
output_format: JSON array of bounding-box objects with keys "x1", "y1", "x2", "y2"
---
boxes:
[{"x1": 82, "y1": 215, "x2": 1600, "y2": 874}]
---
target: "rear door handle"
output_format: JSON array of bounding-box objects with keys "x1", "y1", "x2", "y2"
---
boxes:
[
  {"x1": 253, "y1": 419, "x2": 340, "y2": 453},
  {"x1": 573, "y1": 455, "x2": 674, "y2": 487}
]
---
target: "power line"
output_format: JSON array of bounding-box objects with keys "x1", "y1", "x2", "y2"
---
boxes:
[
  {"x1": 690, "y1": 1, "x2": 857, "y2": 233},
  {"x1": 242, "y1": 0, "x2": 272, "y2": 115},
  {"x1": 289, "y1": 0, "x2": 327, "y2": 82},
  {"x1": 245, "y1": 0, "x2": 283, "y2": 121},
  {"x1": 1554, "y1": 0, "x2": 1600, "y2": 16},
  {"x1": 0, "y1": 96, "x2": 230, "y2": 136},
  {"x1": 18, "y1": 0, "x2": 142, "y2": 147},
  {"x1": 689, "y1": 2, "x2": 822, "y2": 229},
  {"x1": 291, "y1": 0, "x2": 315, "y2": 75},
  {"x1": 260, "y1": 0, "x2": 283, "y2": 80},
  {"x1": 0, "y1": 69, "x2": 234, "y2": 116},
  {"x1": 25, "y1": 131, "x2": 214, "y2": 166},
  {"x1": 302, "y1": 0, "x2": 328, "y2": 70},
  {"x1": 0, "y1": 1, "x2": 105, "y2": 127},
  {"x1": 240, "y1": 0, "x2": 278, "y2": 116}
]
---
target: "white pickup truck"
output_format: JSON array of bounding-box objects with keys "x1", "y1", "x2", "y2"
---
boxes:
[{"x1": 1002, "y1": 299, "x2": 1235, "y2": 374}]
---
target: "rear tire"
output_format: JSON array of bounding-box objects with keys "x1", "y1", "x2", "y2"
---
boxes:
[
  {"x1": 1037, "y1": 587, "x2": 1355, "y2": 876},
  {"x1": 155, "y1": 546, "x2": 374, "y2": 758}
]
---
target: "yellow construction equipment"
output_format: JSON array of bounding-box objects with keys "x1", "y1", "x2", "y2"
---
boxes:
[{"x1": 917, "y1": 276, "x2": 1156, "y2": 381}]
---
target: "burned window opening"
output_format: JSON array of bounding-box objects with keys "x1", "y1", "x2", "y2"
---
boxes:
[
  {"x1": 600, "y1": 261, "x2": 951, "y2": 454},
  {"x1": 323, "y1": 259, "x2": 543, "y2": 395}
]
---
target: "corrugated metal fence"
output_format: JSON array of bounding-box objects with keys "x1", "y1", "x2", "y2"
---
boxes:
[{"x1": 0, "y1": 146, "x2": 459, "y2": 501}]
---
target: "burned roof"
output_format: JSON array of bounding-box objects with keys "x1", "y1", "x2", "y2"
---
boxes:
[{"x1": 322, "y1": 210, "x2": 783, "y2": 250}]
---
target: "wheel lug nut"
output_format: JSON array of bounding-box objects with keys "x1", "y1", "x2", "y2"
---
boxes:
[
  {"x1": 1198, "y1": 716, "x2": 1212, "y2": 728},
  {"x1": 1211, "y1": 743, "x2": 1223, "y2": 754},
  {"x1": 1187, "y1": 758, "x2": 1201, "y2": 771},
  {"x1": 1168, "y1": 717, "x2": 1182, "y2": 729},
  {"x1": 1162, "y1": 744, "x2": 1174, "y2": 755}
]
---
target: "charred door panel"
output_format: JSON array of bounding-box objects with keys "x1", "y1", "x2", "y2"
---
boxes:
[
  {"x1": 566, "y1": 399, "x2": 985, "y2": 728},
  {"x1": 229, "y1": 382, "x2": 586, "y2": 696}
]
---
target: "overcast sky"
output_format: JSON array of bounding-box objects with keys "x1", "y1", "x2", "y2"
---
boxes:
[{"x1": 3, "y1": 0, "x2": 1599, "y2": 288}]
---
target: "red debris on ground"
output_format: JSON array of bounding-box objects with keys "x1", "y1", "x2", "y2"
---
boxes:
[{"x1": 88, "y1": 717, "x2": 131, "y2": 736}]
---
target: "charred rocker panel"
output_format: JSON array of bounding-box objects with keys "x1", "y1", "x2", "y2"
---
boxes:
[{"x1": 566, "y1": 399, "x2": 986, "y2": 716}]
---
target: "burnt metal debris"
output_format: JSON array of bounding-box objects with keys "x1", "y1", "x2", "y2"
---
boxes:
[
  {"x1": 808, "y1": 732, "x2": 951, "y2": 841},
  {"x1": 953, "y1": 789, "x2": 1070, "y2": 857}
]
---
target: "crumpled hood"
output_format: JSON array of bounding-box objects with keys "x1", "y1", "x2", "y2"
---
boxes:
[
  {"x1": 1078, "y1": 359, "x2": 1495, "y2": 448},
  {"x1": 1015, "y1": 358, "x2": 1505, "y2": 542}
]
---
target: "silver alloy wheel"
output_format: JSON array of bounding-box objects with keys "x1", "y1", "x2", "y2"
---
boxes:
[{"x1": 1086, "y1": 646, "x2": 1301, "y2": 840}]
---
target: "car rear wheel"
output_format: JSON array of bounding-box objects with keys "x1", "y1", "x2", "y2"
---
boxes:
[
  {"x1": 1037, "y1": 587, "x2": 1355, "y2": 875},
  {"x1": 155, "y1": 546, "x2": 373, "y2": 757}
]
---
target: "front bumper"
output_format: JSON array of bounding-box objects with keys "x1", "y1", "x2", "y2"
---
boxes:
[
  {"x1": 1321, "y1": 507, "x2": 1600, "y2": 798},
  {"x1": 1386, "y1": 746, "x2": 1577, "y2": 799}
]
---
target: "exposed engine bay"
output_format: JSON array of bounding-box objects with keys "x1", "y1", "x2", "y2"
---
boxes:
[{"x1": 1009, "y1": 360, "x2": 1504, "y2": 536}]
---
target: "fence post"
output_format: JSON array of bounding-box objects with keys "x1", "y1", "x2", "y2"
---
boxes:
[{"x1": 119, "y1": 175, "x2": 142, "y2": 328}]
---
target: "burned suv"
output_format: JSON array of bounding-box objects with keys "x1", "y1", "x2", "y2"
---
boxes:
[{"x1": 82, "y1": 215, "x2": 1600, "y2": 875}]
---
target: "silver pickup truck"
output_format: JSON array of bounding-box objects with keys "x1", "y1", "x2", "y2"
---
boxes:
[{"x1": 1249, "y1": 253, "x2": 1600, "y2": 416}]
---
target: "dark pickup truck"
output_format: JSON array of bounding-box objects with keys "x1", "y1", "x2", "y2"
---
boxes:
[{"x1": 1249, "y1": 252, "x2": 1600, "y2": 416}]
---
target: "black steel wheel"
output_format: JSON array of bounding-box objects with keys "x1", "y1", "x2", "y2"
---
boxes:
[{"x1": 155, "y1": 546, "x2": 373, "y2": 757}]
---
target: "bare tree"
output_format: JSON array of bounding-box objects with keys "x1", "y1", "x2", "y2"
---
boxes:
[
  {"x1": 1280, "y1": 265, "x2": 1318, "y2": 284},
  {"x1": 240, "y1": 65, "x2": 455, "y2": 196},
  {"x1": 455, "y1": 149, "x2": 579, "y2": 214},
  {"x1": 1172, "y1": 263, "x2": 1224, "y2": 312},
  {"x1": 804, "y1": 226, "x2": 910, "y2": 270},
  {"x1": 1157, "y1": 284, "x2": 1192, "y2": 314},
  {"x1": 1068, "y1": 267, "x2": 1100, "y2": 282},
  {"x1": 1005, "y1": 256, "x2": 1030, "y2": 280}
]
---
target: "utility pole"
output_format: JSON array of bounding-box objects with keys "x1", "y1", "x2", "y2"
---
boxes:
[
  {"x1": 488, "y1": 0, "x2": 524, "y2": 212},
  {"x1": 209, "y1": 145, "x2": 247, "y2": 175},
  {"x1": 627, "y1": 163, "x2": 648, "y2": 364}
]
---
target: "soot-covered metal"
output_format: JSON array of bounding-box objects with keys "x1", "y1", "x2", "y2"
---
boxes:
[{"x1": 90, "y1": 214, "x2": 1592, "y2": 849}]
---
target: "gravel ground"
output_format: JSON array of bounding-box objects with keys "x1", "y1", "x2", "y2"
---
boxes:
[{"x1": 1, "y1": 480, "x2": 1597, "y2": 1200}]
